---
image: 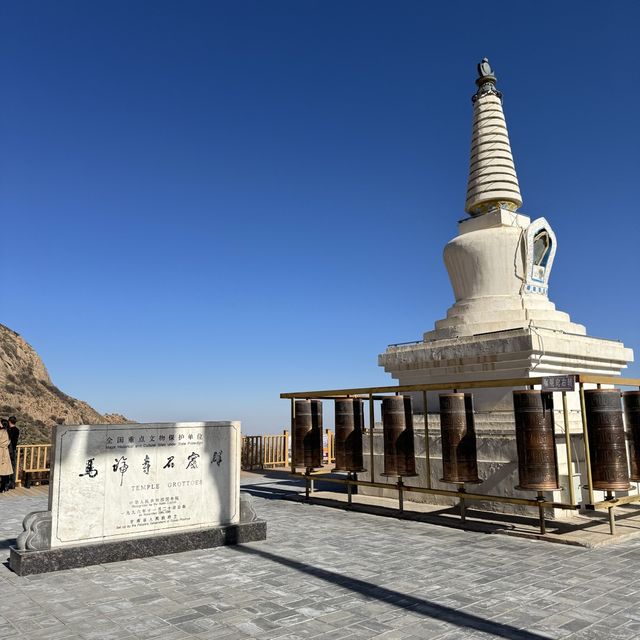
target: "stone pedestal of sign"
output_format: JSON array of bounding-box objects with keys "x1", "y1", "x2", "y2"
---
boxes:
[{"x1": 10, "y1": 421, "x2": 266, "y2": 576}]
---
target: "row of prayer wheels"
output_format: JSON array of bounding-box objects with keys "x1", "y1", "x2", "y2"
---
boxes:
[
  {"x1": 293, "y1": 398, "x2": 366, "y2": 471},
  {"x1": 293, "y1": 389, "x2": 640, "y2": 493}
]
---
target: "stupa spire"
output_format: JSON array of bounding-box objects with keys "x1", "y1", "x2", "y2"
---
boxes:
[{"x1": 465, "y1": 58, "x2": 523, "y2": 216}]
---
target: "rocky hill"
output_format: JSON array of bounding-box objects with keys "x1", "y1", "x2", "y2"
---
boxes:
[{"x1": 0, "y1": 323, "x2": 134, "y2": 444}]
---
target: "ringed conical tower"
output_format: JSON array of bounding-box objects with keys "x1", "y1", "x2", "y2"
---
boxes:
[
  {"x1": 465, "y1": 58, "x2": 522, "y2": 216},
  {"x1": 379, "y1": 58, "x2": 633, "y2": 411}
]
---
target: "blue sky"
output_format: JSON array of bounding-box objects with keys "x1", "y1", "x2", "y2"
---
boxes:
[{"x1": 1, "y1": 1, "x2": 639, "y2": 434}]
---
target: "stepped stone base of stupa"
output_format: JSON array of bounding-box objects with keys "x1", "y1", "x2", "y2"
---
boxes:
[
  {"x1": 379, "y1": 325, "x2": 633, "y2": 413},
  {"x1": 370, "y1": 326, "x2": 634, "y2": 517},
  {"x1": 423, "y1": 294, "x2": 586, "y2": 341}
]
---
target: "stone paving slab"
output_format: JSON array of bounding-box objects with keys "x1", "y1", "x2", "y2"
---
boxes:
[{"x1": 1, "y1": 474, "x2": 640, "y2": 639}]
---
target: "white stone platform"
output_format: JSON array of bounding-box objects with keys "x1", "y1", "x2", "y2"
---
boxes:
[{"x1": 380, "y1": 326, "x2": 632, "y2": 412}]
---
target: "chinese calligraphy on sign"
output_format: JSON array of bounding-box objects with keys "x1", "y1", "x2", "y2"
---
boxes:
[
  {"x1": 82, "y1": 451, "x2": 225, "y2": 485},
  {"x1": 113, "y1": 456, "x2": 129, "y2": 486},
  {"x1": 186, "y1": 452, "x2": 200, "y2": 470},
  {"x1": 79, "y1": 458, "x2": 98, "y2": 478}
]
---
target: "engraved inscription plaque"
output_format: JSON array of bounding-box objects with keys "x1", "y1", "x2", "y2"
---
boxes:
[{"x1": 50, "y1": 422, "x2": 240, "y2": 547}]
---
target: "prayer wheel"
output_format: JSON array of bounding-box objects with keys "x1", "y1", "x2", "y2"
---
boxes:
[
  {"x1": 293, "y1": 399, "x2": 323, "y2": 468},
  {"x1": 584, "y1": 389, "x2": 630, "y2": 491},
  {"x1": 622, "y1": 391, "x2": 640, "y2": 481},
  {"x1": 334, "y1": 398, "x2": 366, "y2": 472},
  {"x1": 439, "y1": 393, "x2": 480, "y2": 484},
  {"x1": 512, "y1": 390, "x2": 559, "y2": 490},
  {"x1": 381, "y1": 395, "x2": 417, "y2": 477}
]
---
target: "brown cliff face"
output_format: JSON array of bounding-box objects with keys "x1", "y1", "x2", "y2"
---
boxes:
[{"x1": 0, "y1": 324, "x2": 134, "y2": 444}]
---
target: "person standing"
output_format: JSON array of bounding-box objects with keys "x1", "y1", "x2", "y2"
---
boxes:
[
  {"x1": 0, "y1": 419, "x2": 13, "y2": 493},
  {"x1": 7, "y1": 417, "x2": 19, "y2": 490}
]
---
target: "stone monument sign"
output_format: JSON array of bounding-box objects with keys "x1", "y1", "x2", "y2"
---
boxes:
[
  {"x1": 51, "y1": 422, "x2": 239, "y2": 546},
  {"x1": 10, "y1": 421, "x2": 266, "y2": 576}
]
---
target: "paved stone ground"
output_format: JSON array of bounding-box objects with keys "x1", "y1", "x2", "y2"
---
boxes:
[{"x1": 1, "y1": 475, "x2": 640, "y2": 640}]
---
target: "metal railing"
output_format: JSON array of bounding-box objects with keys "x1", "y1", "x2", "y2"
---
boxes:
[{"x1": 282, "y1": 373, "x2": 640, "y2": 536}]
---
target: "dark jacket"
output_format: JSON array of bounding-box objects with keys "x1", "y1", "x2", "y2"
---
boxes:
[{"x1": 8, "y1": 426, "x2": 19, "y2": 453}]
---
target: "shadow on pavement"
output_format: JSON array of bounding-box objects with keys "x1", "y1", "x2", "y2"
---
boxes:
[
  {"x1": 241, "y1": 485, "x2": 302, "y2": 501},
  {"x1": 232, "y1": 545, "x2": 551, "y2": 640},
  {"x1": 241, "y1": 469, "x2": 640, "y2": 542},
  {"x1": 242, "y1": 468, "x2": 349, "y2": 493}
]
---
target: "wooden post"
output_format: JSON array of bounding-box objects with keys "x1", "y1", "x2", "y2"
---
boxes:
[{"x1": 283, "y1": 429, "x2": 289, "y2": 467}]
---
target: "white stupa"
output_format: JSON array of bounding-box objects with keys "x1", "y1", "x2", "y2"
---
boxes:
[{"x1": 379, "y1": 59, "x2": 633, "y2": 408}]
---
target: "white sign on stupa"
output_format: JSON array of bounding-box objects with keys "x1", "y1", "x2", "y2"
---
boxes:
[{"x1": 379, "y1": 58, "x2": 633, "y2": 406}]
